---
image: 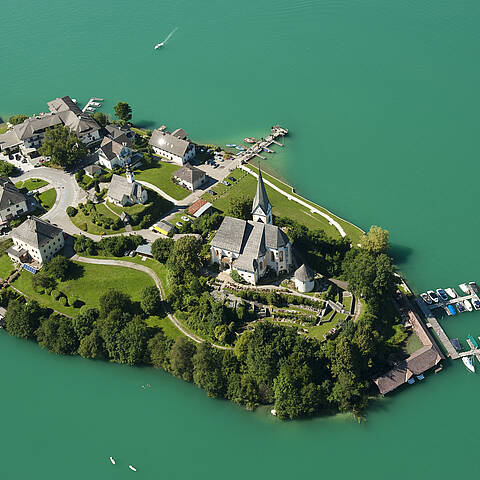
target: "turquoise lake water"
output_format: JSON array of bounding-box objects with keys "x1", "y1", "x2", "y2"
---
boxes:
[{"x1": 2, "y1": 1, "x2": 480, "y2": 478}]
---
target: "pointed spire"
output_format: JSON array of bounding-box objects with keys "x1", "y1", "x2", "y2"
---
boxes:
[
  {"x1": 125, "y1": 162, "x2": 135, "y2": 183},
  {"x1": 252, "y1": 164, "x2": 272, "y2": 223}
]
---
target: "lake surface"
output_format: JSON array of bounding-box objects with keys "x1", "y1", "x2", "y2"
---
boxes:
[{"x1": 2, "y1": 1, "x2": 480, "y2": 478}]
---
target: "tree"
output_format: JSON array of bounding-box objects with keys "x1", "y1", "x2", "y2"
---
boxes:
[
  {"x1": 151, "y1": 237, "x2": 174, "y2": 263},
  {"x1": 98, "y1": 309, "x2": 130, "y2": 361},
  {"x1": 78, "y1": 328, "x2": 105, "y2": 359},
  {"x1": 148, "y1": 332, "x2": 172, "y2": 370},
  {"x1": 32, "y1": 271, "x2": 56, "y2": 291},
  {"x1": 38, "y1": 125, "x2": 87, "y2": 170},
  {"x1": 4, "y1": 300, "x2": 43, "y2": 339},
  {"x1": 193, "y1": 342, "x2": 225, "y2": 398},
  {"x1": 166, "y1": 236, "x2": 202, "y2": 284},
  {"x1": 140, "y1": 286, "x2": 162, "y2": 316},
  {"x1": 116, "y1": 318, "x2": 151, "y2": 365},
  {"x1": 98, "y1": 289, "x2": 133, "y2": 318},
  {"x1": 114, "y1": 101, "x2": 132, "y2": 124},
  {"x1": 0, "y1": 160, "x2": 16, "y2": 177},
  {"x1": 8, "y1": 114, "x2": 28, "y2": 125},
  {"x1": 36, "y1": 315, "x2": 79, "y2": 355},
  {"x1": 228, "y1": 194, "x2": 252, "y2": 220},
  {"x1": 44, "y1": 255, "x2": 73, "y2": 281},
  {"x1": 360, "y1": 225, "x2": 390, "y2": 254},
  {"x1": 169, "y1": 336, "x2": 196, "y2": 381},
  {"x1": 73, "y1": 307, "x2": 98, "y2": 340},
  {"x1": 92, "y1": 111, "x2": 109, "y2": 128}
]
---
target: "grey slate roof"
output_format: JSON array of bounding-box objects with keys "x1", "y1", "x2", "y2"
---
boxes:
[
  {"x1": 0, "y1": 130, "x2": 23, "y2": 150},
  {"x1": 99, "y1": 134, "x2": 131, "y2": 161},
  {"x1": 84, "y1": 165, "x2": 102, "y2": 175},
  {"x1": 47, "y1": 96, "x2": 83, "y2": 115},
  {"x1": 234, "y1": 254, "x2": 258, "y2": 273},
  {"x1": 295, "y1": 264, "x2": 315, "y2": 282},
  {"x1": 107, "y1": 174, "x2": 134, "y2": 203},
  {"x1": 136, "y1": 243, "x2": 153, "y2": 257},
  {"x1": 211, "y1": 216, "x2": 247, "y2": 253},
  {"x1": 106, "y1": 125, "x2": 135, "y2": 141},
  {"x1": 13, "y1": 115, "x2": 62, "y2": 140},
  {"x1": 57, "y1": 110, "x2": 100, "y2": 138},
  {"x1": 173, "y1": 164, "x2": 205, "y2": 185},
  {"x1": 406, "y1": 346, "x2": 441, "y2": 375},
  {"x1": 263, "y1": 223, "x2": 289, "y2": 249},
  {"x1": 0, "y1": 178, "x2": 26, "y2": 210},
  {"x1": 11, "y1": 216, "x2": 62, "y2": 248},
  {"x1": 171, "y1": 128, "x2": 187, "y2": 140},
  {"x1": 149, "y1": 129, "x2": 191, "y2": 157},
  {"x1": 252, "y1": 168, "x2": 271, "y2": 215}
]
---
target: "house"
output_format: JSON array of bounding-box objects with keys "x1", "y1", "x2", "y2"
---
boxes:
[
  {"x1": 84, "y1": 165, "x2": 102, "y2": 177},
  {"x1": 210, "y1": 169, "x2": 293, "y2": 285},
  {"x1": 173, "y1": 164, "x2": 206, "y2": 191},
  {"x1": 7, "y1": 216, "x2": 64, "y2": 265},
  {"x1": 188, "y1": 198, "x2": 212, "y2": 218},
  {"x1": 149, "y1": 128, "x2": 196, "y2": 165},
  {"x1": 0, "y1": 178, "x2": 28, "y2": 224},
  {"x1": 373, "y1": 346, "x2": 442, "y2": 395},
  {"x1": 152, "y1": 220, "x2": 174, "y2": 236},
  {"x1": 135, "y1": 243, "x2": 153, "y2": 258},
  {"x1": 294, "y1": 264, "x2": 315, "y2": 293},
  {"x1": 97, "y1": 133, "x2": 132, "y2": 169},
  {"x1": 107, "y1": 165, "x2": 148, "y2": 206}
]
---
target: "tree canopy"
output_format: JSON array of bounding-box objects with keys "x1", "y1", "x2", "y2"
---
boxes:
[
  {"x1": 114, "y1": 102, "x2": 132, "y2": 124},
  {"x1": 91, "y1": 111, "x2": 109, "y2": 128},
  {"x1": 8, "y1": 114, "x2": 28, "y2": 125},
  {"x1": 38, "y1": 125, "x2": 87, "y2": 170},
  {"x1": 360, "y1": 225, "x2": 390, "y2": 253},
  {"x1": 151, "y1": 237, "x2": 174, "y2": 263},
  {"x1": 228, "y1": 194, "x2": 252, "y2": 220}
]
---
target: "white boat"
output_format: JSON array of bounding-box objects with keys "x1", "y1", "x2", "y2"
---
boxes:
[
  {"x1": 91, "y1": 102, "x2": 101, "y2": 107},
  {"x1": 72, "y1": 98, "x2": 77, "y2": 104},
  {"x1": 462, "y1": 356, "x2": 475, "y2": 373},
  {"x1": 129, "y1": 465, "x2": 137, "y2": 472},
  {"x1": 469, "y1": 281, "x2": 479, "y2": 293},
  {"x1": 445, "y1": 288, "x2": 457, "y2": 298},
  {"x1": 464, "y1": 299, "x2": 473, "y2": 311},
  {"x1": 154, "y1": 42, "x2": 164, "y2": 49},
  {"x1": 109, "y1": 457, "x2": 116, "y2": 465},
  {"x1": 427, "y1": 290, "x2": 439, "y2": 303},
  {"x1": 86, "y1": 106, "x2": 95, "y2": 112},
  {"x1": 420, "y1": 293, "x2": 432, "y2": 305},
  {"x1": 459, "y1": 283, "x2": 470, "y2": 294}
]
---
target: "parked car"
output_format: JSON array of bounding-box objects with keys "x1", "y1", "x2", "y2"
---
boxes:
[
  {"x1": 208, "y1": 190, "x2": 217, "y2": 196},
  {"x1": 221, "y1": 180, "x2": 230, "y2": 186},
  {"x1": 228, "y1": 176, "x2": 236, "y2": 182},
  {"x1": 181, "y1": 216, "x2": 191, "y2": 222},
  {"x1": 176, "y1": 221, "x2": 183, "y2": 228},
  {"x1": 124, "y1": 250, "x2": 131, "y2": 257},
  {"x1": 129, "y1": 251, "x2": 136, "y2": 257},
  {"x1": 213, "y1": 163, "x2": 219, "y2": 169}
]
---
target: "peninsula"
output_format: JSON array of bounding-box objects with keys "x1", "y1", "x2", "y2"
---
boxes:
[{"x1": 0, "y1": 96, "x2": 434, "y2": 420}]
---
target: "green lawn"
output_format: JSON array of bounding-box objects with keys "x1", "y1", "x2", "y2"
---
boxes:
[
  {"x1": 70, "y1": 203, "x2": 125, "y2": 235},
  {"x1": 202, "y1": 169, "x2": 344, "y2": 237},
  {"x1": 404, "y1": 332, "x2": 423, "y2": 355},
  {"x1": 0, "y1": 254, "x2": 15, "y2": 280},
  {"x1": 37, "y1": 188, "x2": 56, "y2": 210},
  {"x1": 12, "y1": 261, "x2": 155, "y2": 316},
  {"x1": 15, "y1": 178, "x2": 49, "y2": 192},
  {"x1": 0, "y1": 124, "x2": 8, "y2": 134},
  {"x1": 130, "y1": 161, "x2": 191, "y2": 200}
]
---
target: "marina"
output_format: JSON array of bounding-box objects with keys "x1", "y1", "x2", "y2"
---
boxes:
[{"x1": 81, "y1": 97, "x2": 104, "y2": 113}]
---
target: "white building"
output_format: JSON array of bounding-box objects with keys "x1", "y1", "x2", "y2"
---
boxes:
[
  {"x1": 0, "y1": 178, "x2": 28, "y2": 224},
  {"x1": 210, "y1": 169, "x2": 293, "y2": 285},
  {"x1": 294, "y1": 264, "x2": 315, "y2": 293},
  {"x1": 173, "y1": 164, "x2": 206, "y2": 191},
  {"x1": 107, "y1": 165, "x2": 148, "y2": 207},
  {"x1": 96, "y1": 130, "x2": 132, "y2": 169},
  {"x1": 7, "y1": 216, "x2": 64, "y2": 265},
  {"x1": 149, "y1": 128, "x2": 196, "y2": 165}
]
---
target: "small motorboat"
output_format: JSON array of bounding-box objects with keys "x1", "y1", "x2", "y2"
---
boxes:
[
  {"x1": 109, "y1": 457, "x2": 116, "y2": 465},
  {"x1": 226, "y1": 144, "x2": 236, "y2": 147},
  {"x1": 464, "y1": 299, "x2": 473, "y2": 312},
  {"x1": 428, "y1": 290, "x2": 439, "y2": 303},
  {"x1": 72, "y1": 98, "x2": 77, "y2": 104},
  {"x1": 263, "y1": 147, "x2": 274, "y2": 153},
  {"x1": 154, "y1": 42, "x2": 164, "y2": 49},
  {"x1": 445, "y1": 288, "x2": 457, "y2": 298},
  {"x1": 473, "y1": 299, "x2": 480, "y2": 311},
  {"x1": 416, "y1": 374, "x2": 425, "y2": 380},
  {"x1": 462, "y1": 356, "x2": 475, "y2": 373},
  {"x1": 456, "y1": 302, "x2": 466, "y2": 313},
  {"x1": 469, "y1": 281, "x2": 479, "y2": 293},
  {"x1": 86, "y1": 106, "x2": 95, "y2": 112},
  {"x1": 436, "y1": 289, "x2": 448, "y2": 301},
  {"x1": 451, "y1": 338, "x2": 462, "y2": 351},
  {"x1": 91, "y1": 102, "x2": 101, "y2": 107},
  {"x1": 445, "y1": 306, "x2": 452, "y2": 316},
  {"x1": 235, "y1": 145, "x2": 245, "y2": 150},
  {"x1": 447, "y1": 304, "x2": 456, "y2": 316},
  {"x1": 407, "y1": 377, "x2": 415, "y2": 385},
  {"x1": 420, "y1": 293, "x2": 432, "y2": 305},
  {"x1": 129, "y1": 465, "x2": 137, "y2": 472},
  {"x1": 459, "y1": 283, "x2": 470, "y2": 294},
  {"x1": 244, "y1": 137, "x2": 256, "y2": 143}
]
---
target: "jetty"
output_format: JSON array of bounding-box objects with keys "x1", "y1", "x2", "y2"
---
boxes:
[
  {"x1": 82, "y1": 97, "x2": 104, "y2": 113},
  {"x1": 233, "y1": 126, "x2": 288, "y2": 164}
]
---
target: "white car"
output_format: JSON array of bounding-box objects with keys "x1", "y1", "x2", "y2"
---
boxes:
[
  {"x1": 176, "y1": 221, "x2": 183, "y2": 228},
  {"x1": 181, "y1": 216, "x2": 191, "y2": 222}
]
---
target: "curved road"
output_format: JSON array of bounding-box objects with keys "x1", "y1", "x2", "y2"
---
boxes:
[{"x1": 72, "y1": 255, "x2": 232, "y2": 350}]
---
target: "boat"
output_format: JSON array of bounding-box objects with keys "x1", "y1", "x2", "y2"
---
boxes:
[
  {"x1": 129, "y1": 465, "x2": 137, "y2": 472},
  {"x1": 407, "y1": 377, "x2": 415, "y2": 385},
  {"x1": 109, "y1": 457, "x2": 116, "y2": 465},
  {"x1": 244, "y1": 137, "x2": 256, "y2": 143},
  {"x1": 226, "y1": 144, "x2": 236, "y2": 147},
  {"x1": 467, "y1": 334, "x2": 479, "y2": 348},
  {"x1": 235, "y1": 146, "x2": 245, "y2": 150},
  {"x1": 459, "y1": 283, "x2": 470, "y2": 294},
  {"x1": 462, "y1": 356, "x2": 475, "y2": 373},
  {"x1": 154, "y1": 42, "x2": 164, "y2": 49},
  {"x1": 473, "y1": 299, "x2": 480, "y2": 310},
  {"x1": 464, "y1": 299, "x2": 473, "y2": 311},
  {"x1": 91, "y1": 102, "x2": 101, "y2": 107},
  {"x1": 436, "y1": 289, "x2": 449, "y2": 301},
  {"x1": 445, "y1": 288, "x2": 457, "y2": 298},
  {"x1": 445, "y1": 306, "x2": 452, "y2": 316},
  {"x1": 72, "y1": 98, "x2": 77, "y2": 104},
  {"x1": 427, "y1": 290, "x2": 439, "y2": 303},
  {"x1": 420, "y1": 293, "x2": 432, "y2": 305},
  {"x1": 86, "y1": 106, "x2": 95, "y2": 112},
  {"x1": 416, "y1": 374, "x2": 425, "y2": 380},
  {"x1": 451, "y1": 338, "x2": 462, "y2": 351},
  {"x1": 263, "y1": 147, "x2": 274, "y2": 153},
  {"x1": 447, "y1": 304, "x2": 456, "y2": 316},
  {"x1": 469, "y1": 281, "x2": 479, "y2": 293},
  {"x1": 456, "y1": 302, "x2": 465, "y2": 313}
]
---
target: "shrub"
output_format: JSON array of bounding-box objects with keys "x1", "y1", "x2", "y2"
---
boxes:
[
  {"x1": 80, "y1": 223, "x2": 88, "y2": 232},
  {"x1": 66, "y1": 206, "x2": 78, "y2": 217},
  {"x1": 231, "y1": 270, "x2": 247, "y2": 284},
  {"x1": 58, "y1": 296, "x2": 68, "y2": 306},
  {"x1": 51, "y1": 289, "x2": 61, "y2": 300}
]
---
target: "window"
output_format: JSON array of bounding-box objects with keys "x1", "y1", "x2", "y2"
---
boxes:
[
  {"x1": 279, "y1": 251, "x2": 284, "y2": 262},
  {"x1": 270, "y1": 251, "x2": 274, "y2": 262}
]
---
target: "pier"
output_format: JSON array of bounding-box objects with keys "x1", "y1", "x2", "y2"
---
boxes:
[
  {"x1": 82, "y1": 97, "x2": 104, "y2": 113},
  {"x1": 234, "y1": 126, "x2": 288, "y2": 164}
]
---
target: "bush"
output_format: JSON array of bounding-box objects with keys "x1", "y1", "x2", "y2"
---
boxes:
[
  {"x1": 66, "y1": 206, "x2": 78, "y2": 217},
  {"x1": 58, "y1": 296, "x2": 68, "y2": 306},
  {"x1": 231, "y1": 270, "x2": 247, "y2": 284},
  {"x1": 51, "y1": 289, "x2": 61, "y2": 300}
]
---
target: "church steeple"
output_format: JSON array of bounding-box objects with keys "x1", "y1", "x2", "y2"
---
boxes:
[
  {"x1": 252, "y1": 166, "x2": 272, "y2": 224},
  {"x1": 125, "y1": 162, "x2": 135, "y2": 183}
]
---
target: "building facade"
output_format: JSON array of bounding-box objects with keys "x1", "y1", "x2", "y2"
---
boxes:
[
  {"x1": 149, "y1": 128, "x2": 196, "y2": 165},
  {"x1": 173, "y1": 164, "x2": 206, "y2": 191},
  {"x1": 107, "y1": 165, "x2": 148, "y2": 206},
  {"x1": 0, "y1": 178, "x2": 28, "y2": 224}
]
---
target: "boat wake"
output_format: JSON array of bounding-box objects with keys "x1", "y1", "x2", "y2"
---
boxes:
[{"x1": 154, "y1": 27, "x2": 178, "y2": 49}]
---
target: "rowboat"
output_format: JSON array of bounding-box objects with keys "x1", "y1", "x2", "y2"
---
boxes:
[
  {"x1": 462, "y1": 356, "x2": 475, "y2": 373},
  {"x1": 129, "y1": 465, "x2": 137, "y2": 472},
  {"x1": 109, "y1": 457, "x2": 116, "y2": 465}
]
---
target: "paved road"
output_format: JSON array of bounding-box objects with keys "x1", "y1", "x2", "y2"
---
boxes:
[{"x1": 73, "y1": 255, "x2": 232, "y2": 350}]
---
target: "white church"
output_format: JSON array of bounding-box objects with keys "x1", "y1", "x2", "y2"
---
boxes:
[{"x1": 210, "y1": 169, "x2": 293, "y2": 285}]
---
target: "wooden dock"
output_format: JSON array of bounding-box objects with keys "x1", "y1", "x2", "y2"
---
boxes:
[
  {"x1": 235, "y1": 126, "x2": 288, "y2": 164},
  {"x1": 82, "y1": 97, "x2": 104, "y2": 113},
  {"x1": 415, "y1": 298, "x2": 459, "y2": 359}
]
